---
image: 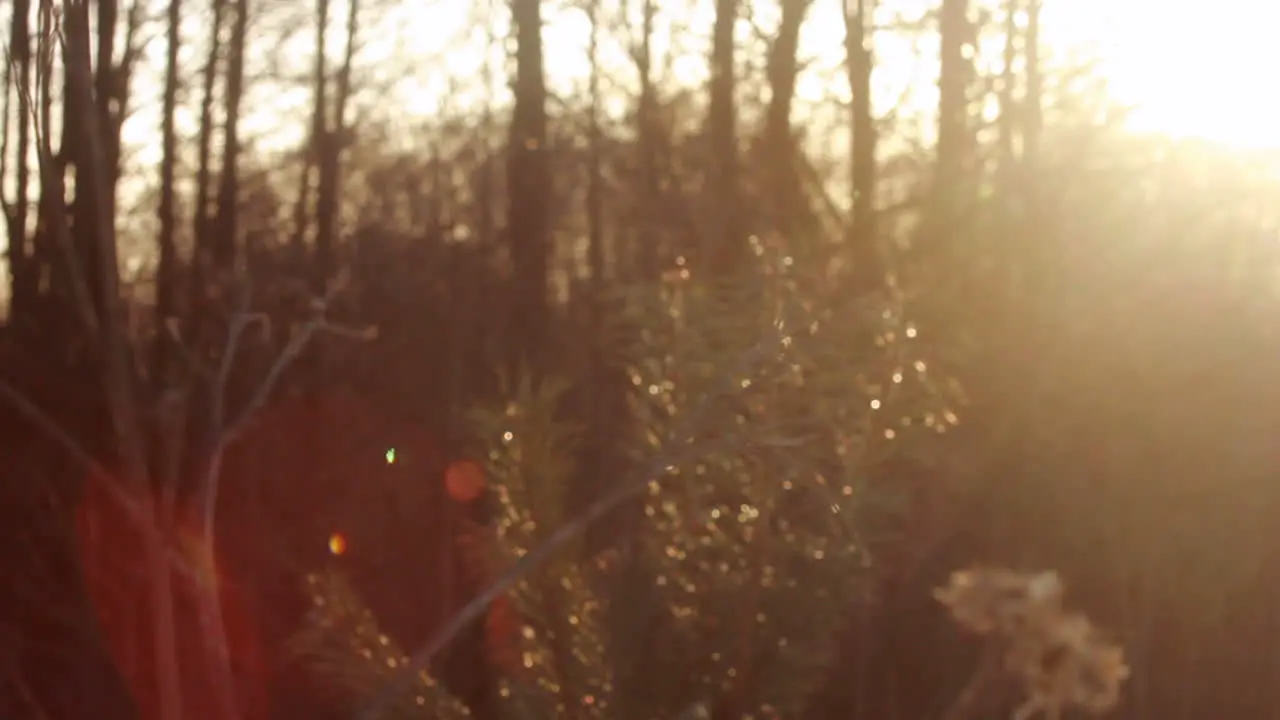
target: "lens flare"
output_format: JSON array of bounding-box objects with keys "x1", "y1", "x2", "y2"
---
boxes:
[{"x1": 328, "y1": 532, "x2": 348, "y2": 556}]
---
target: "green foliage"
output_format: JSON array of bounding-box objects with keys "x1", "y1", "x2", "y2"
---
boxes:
[
  {"x1": 295, "y1": 237, "x2": 962, "y2": 719},
  {"x1": 468, "y1": 374, "x2": 583, "y2": 558},
  {"x1": 606, "y1": 238, "x2": 961, "y2": 717},
  {"x1": 290, "y1": 571, "x2": 473, "y2": 720},
  {"x1": 465, "y1": 373, "x2": 616, "y2": 719}
]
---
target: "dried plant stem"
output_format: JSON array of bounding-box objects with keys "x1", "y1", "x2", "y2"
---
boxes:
[{"x1": 942, "y1": 640, "x2": 1002, "y2": 720}]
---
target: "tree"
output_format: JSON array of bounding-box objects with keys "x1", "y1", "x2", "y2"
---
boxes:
[{"x1": 507, "y1": 0, "x2": 551, "y2": 376}]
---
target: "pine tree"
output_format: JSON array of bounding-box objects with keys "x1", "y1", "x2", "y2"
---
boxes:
[
  {"x1": 461, "y1": 374, "x2": 616, "y2": 719},
  {"x1": 296, "y1": 375, "x2": 617, "y2": 719},
  {"x1": 296, "y1": 241, "x2": 959, "y2": 719},
  {"x1": 291, "y1": 570, "x2": 474, "y2": 720},
  {"x1": 611, "y1": 244, "x2": 886, "y2": 718}
]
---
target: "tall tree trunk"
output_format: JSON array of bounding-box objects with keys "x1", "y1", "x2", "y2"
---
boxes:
[
  {"x1": 94, "y1": 0, "x2": 118, "y2": 179},
  {"x1": 927, "y1": 0, "x2": 973, "y2": 277},
  {"x1": 706, "y1": 0, "x2": 741, "y2": 274},
  {"x1": 586, "y1": 0, "x2": 604, "y2": 313},
  {"x1": 1023, "y1": 0, "x2": 1041, "y2": 161},
  {"x1": 846, "y1": 0, "x2": 878, "y2": 292},
  {"x1": 308, "y1": 0, "x2": 331, "y2": 285},
  {"x1": 153, "y1": 0, "x2": 183, "y2": 387},
  {"x1": 214, "y1": 0, "x2": 249, "y2": 275},
  {"x1": 37, "y1": 0, "x2": 92, "y2": 332},
  {"x1": 507, "y1": 0, "x2": 550, "y2": 375},
  {"x1": 633, "y1": 0, "x2": 659, "y2": 282},
  {"x1": 584, "y1": 0, "x2": 609, "y2": 525},
  {"x1": 191, "y1": 0, "x2": 226, "y2": 299},
  {"x1": 3, "y1": 0, "x2": 33, "y2": 321},
  {"x1": 936, "y1": 0, "x2": 969, "y2": 206},
  {"x1": 61, "y1": 2, "x2": 175, "y2": 718},
  {"x1": 314, "y1": 0, "x2": 359, "y2": 288},
  {"x1": 477, "y1": 0, "x2": 500, "y2": 254},
  {"x1": 762, "y1": 0, "x2": 809, "y2": 243},
  {"x1": 997, "y1": 0, "x2": 1018, "y2": 170},
  {"x1": 195, "y1": 3, "x2": 252, "y2": 716},
  {"x1": 63, "y1": 1, "x2": 103, "y2": 318}
]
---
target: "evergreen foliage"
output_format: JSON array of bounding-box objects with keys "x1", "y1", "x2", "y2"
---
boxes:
[
  {"x1": 291, "y1": 572, "x2": 473, "y2": 720},
  {"x1": 294, "y1": 233, "x2": 964, "y2": 718},
  {"x1": 609, "y1": 238, "x2": 958, "y2": 718}
]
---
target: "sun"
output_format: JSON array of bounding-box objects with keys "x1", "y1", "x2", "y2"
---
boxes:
[{"x1": 1043, "y1": 0, "x2": 1280, "y2": 150}]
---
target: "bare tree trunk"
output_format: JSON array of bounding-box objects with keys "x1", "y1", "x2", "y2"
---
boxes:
[
  {"x1": 3, "y1": 0, "x2": 34, "y2": 321},
  {"x1": 845, "y1": 0, "x2": 878, "y2": 291},
  {"x1": 190, "y1": 2, "x2": 252, "y2": 716},
  {"x1": 191, "y1": 0, "x2": 225, "y2": 297},
  {"x1": 507, "y1": 0, "x2": 550, "y2": 375},
  {"x1": 1023, "y1": 0, "x2": 1041, "y2": 161},
  {"x1": 290, "y1": 156, "x2": 314, "y2": 255},
  {"x1": 151, "y1": 22, "x2": 190, "y2": 719},
  {"x1": 997, "y1": 0, "x2": 1019, "y2": 166},
  {"x1": 633, "y1": 0, "x2": 659, "y2": 282},
  {"x1": 925, "y1": 0, "x2": 973, "y2": 278},
  {"x1": 477, "y1": 0, "x2": 500, "y2": 255},
  {"x1": 315, "y1": 0, "x2": 359, "y2": 287},
  {"x1": 936, "y1": 0, "x2": 969, "y2": 203},
  {"x1": 154, "y1": 0, "x2": 183, "y2": 386},
  {"x1": 63, "y1": 2, "x2": 103, "y2": 317},
  {"x1": 762, "y1": 0, "x2": 809, "y2": 243},
  {"x1": 583, "y1": 0, "x2": 608, "y2": 523},
  {"x1": 308, "y1": 0, "x2": 331, "y2": 284},
  {"x1": 94, "y1": 0, "x2": 117, "y2": 176},
  {"x1": 586, "y1": 0, "x2": 604, "y2": 307},
  {"x1": 706, "y1": 0, "x2": 741, "y2": 274},
  {"x1": 61, "y1": 3, "x2": 177, "y2": 718},
  {"x1": 214, "y1": 0, "x2": 249, "y2": 275}
]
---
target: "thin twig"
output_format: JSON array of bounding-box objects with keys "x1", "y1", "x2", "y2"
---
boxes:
[
  {"x1": 356, "y1": 329, "x2": 782, "y2": 720},
  {"x1": 190, "y1": 275, "x2": 373, "y2": 720}
]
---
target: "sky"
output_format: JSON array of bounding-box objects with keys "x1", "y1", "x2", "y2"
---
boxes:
[
  {"x1": 5, "y1": 0, "x2": 1278, "y2": 294},
  {"x1": 114, "y1": 0, "x2": 1280, "y2": 161},
  {"x1": 1041, "y1": 0, "x2": 1279, "y2": 150},
  {"x1": 359, "y1": 0, "x2": 1280, "y2": 150}
]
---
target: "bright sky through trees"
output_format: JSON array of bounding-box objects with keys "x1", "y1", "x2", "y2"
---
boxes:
[
  {"x1": 116, "y1": 0, "x2": 1280, "y2": 166},
  {"x1": 1045, "y1": 0, "x2": 1278, "y2": 150},
  {"x1": 378, "y1": 0, "x2": 1280, "y2": 149}
]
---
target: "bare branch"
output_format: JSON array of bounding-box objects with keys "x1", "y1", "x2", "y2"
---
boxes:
[{"x1": 186, "y1": 273, "x2": 376, "y2": 720}]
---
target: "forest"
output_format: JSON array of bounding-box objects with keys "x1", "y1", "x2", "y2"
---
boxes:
[{"x1": 0, "y1": 0, "x2": 1277, "y2": 719}]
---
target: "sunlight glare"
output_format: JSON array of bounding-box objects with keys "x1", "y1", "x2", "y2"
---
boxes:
[{"x1": 1042, "y1": 0, "x2": 1280, "y2": 150}]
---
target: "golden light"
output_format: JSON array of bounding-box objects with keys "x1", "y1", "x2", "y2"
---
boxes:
[
  {"x1": 384, "y1": 447, "x2": 397, "y2": 465},
  {"x1": 328, "y1": 532, "x2": 348, "y2": 556},
  {"x1": 1041, "y1": 0, "x2": 1280, "y2": 150}
]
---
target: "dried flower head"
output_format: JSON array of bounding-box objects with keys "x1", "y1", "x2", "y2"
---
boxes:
[
  {"x1": 938, "y1": 566, "x2": 1128, "y2": 718},
  {"x1": 935, "y1": 566, "x2": 1063, "y2": 635}
]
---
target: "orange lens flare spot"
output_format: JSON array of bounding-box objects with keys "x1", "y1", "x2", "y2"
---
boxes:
[
  {"x1": 445, "y1": 459, "x2": 487, "y2": 502},
  {"x1": 328, "y1": 532, "x2": 348, "y2": 556}
]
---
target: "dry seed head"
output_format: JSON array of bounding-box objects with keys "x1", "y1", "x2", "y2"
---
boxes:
[
  {"x1": 935, "y1": 566, "x2": 1063, "y2": 635},
  {"x1": 938, "y1": 566, "x2": 1128, "y2": 716}
]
